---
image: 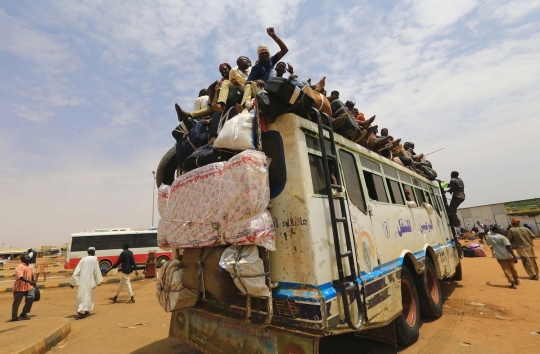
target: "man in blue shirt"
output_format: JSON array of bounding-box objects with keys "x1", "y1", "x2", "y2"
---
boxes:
[{"x1": 247, "y1": 27, "x2": 289, "y2": 83}]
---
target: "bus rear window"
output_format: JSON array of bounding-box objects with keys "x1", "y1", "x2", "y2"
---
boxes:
[
  {"x1": 309, "y1": 154, "x2": 328, "y2": 195},
  {"x1": 262, "y1": 132, "x2": 286, "y2": 199}
]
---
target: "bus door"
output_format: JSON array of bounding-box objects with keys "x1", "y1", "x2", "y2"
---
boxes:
[{"x1": 338, "y1": 150, "x2": 383, "y2": 322}]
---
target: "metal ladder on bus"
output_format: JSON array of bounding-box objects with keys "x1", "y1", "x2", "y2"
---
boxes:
[{"x1": 308, "y1": 107, "x2": 364, "y2": 330}]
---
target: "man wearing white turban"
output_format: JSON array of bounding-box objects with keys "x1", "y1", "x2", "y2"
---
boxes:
[
  {"x1": 247, "y1": 27, "x2": 289, "y2": 83},
  {"x1": 70, "y1": 247, "x2": 103, "y2": 319}
]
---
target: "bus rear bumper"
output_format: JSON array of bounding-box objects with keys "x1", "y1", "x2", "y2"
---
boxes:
[{"x1": 169, "y1": 308, "x2": 321, "y2": 354}]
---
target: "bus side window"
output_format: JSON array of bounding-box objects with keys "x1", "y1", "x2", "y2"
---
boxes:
[
  {"x1": 109, "y1": 235, "x2": 124, "y2": 250},
  {"x1": 386, "y1": 179, "x2": 405, "y2": 205},
  {"x1": 401, "y1": 184, "x2": 416, "y2": 203},
  {"x1": 71, "y1": 237, "x2": 92, "y2": 252},
  {"x1": 414, "y1": 187, "x2": 426, "y2": 206},
  {"x1": 338, "y1": 150, "x2": 367, "y2": 213},
  {"x1": 146, "y1": 233, "x2": 158, "y2": 247},
  {"x1": 363, "y1": 171, "x2": 389, "y2": 203}
]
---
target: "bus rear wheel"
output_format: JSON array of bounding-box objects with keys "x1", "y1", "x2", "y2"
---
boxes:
[
  {"x1": 416, "y1": 257, "x2": 443, "y2": 319},
  {"x1": 99, "y1": 260, "x2": 112, "y2": 270},
  {"x1": 157, "y1": 256, "x2": 169, "y2": 268},
  {"x1": 396, "y1": 266, "x2": 421, "y2": 347}
]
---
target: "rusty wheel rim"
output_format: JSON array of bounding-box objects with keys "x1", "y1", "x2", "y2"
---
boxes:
[
  {"x1": 401, "y1": 278, "x2": 417, "y2": 327},
  {"x1": 427, "y1": 266, "x2": 440, "y2": 304}
]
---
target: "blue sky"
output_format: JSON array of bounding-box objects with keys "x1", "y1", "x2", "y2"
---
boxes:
[{"x1": 1, "y1": 0, "x2": 540, "y2": 247}]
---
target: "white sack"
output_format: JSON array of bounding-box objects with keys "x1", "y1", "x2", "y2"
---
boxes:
[
  {"x1": 213, "y1": 109, "x2": 254, "y2": 151},
  {"x1": 219, "y1": 245, "x2": 270, "y2": 297}
]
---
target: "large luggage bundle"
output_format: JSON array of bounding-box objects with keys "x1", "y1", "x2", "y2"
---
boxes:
[
  {"x1": 155, "y1": 259, "x2": 199, "y2": 312},
  {"x1": 182, "y1": 247, "x2": 239, "y2": 305},
  {"x1": 157, "y1": 150, "x2": 275, "y2": 250}
]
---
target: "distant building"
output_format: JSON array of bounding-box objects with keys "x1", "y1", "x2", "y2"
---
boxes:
[{"x1": 458, "y1": 198, "x2": 540, "y2": 236}]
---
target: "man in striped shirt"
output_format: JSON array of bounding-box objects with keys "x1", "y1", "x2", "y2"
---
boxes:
[{"x1": 11, "y1": 254, "x2": 36, "y2": 321}]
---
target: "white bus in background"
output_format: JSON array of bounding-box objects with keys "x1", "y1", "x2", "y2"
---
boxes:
[{"x1": 64, "y1": 228, "x2": 171, "y2": 270}]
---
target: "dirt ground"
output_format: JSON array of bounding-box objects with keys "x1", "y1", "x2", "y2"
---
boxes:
[{"x1": 0, "y1": 242, "x2": 539, "y2": 354}]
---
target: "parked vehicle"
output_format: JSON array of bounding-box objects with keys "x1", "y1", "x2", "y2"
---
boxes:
[
  {"x1": 159, "y1": 109, "x2": 461, "y2": 352},
  {"x1": 64, "y1": 228, "x2": 171, "y2": 270}
]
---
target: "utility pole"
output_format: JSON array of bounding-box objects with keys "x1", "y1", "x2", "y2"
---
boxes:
[{"x1": 152, "y1": 171, "x2": 156, "y2": 227}]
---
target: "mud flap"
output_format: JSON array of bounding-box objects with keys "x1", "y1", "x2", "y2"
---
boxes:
[{"x1": 354, "y1": 322, "x2": 397, "y2": 347}]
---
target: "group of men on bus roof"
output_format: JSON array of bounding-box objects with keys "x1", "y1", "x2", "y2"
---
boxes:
[{"x1": 172, "y1": 27, "x2": 438, "y2": 181}]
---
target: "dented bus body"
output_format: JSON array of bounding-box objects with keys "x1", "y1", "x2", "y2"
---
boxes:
[{"x1": 168, "y1": 112, "x2": 461, "y2": 353}]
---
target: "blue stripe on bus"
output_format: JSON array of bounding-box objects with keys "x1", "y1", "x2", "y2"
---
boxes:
[{"x1": 273, "y1": 241, "x2": 455, "y2": 302}]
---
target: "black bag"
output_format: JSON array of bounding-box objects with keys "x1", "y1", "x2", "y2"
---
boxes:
[
  {"x1": 182, "y1": 143, "x2": 237, "y2": 173},
  {"x1": 226, "y1": 86, "x2": 244, "y2": 107},
  {"x1": 33, "y1": 287, "x2": 41, "y2": 302},
  {"x1": 175, "y1": 119, "x2": 211, "y2": 168},
  {"x1": 330, "y1": 99, "x2": 349, "y2": 119},
  {"x1": 265, "y1": 77, "x2": 304, "y2": 104},
  {"x1": 331, "y1": 100, "x2": 359, "y2": 138}
]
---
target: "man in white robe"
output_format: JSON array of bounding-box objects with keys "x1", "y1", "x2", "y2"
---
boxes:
[{"x1": 70, "y1": 247, "x2": 103, "y2": 318}]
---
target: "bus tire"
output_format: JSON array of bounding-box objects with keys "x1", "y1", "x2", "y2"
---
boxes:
[
  {"x1": 396, "y1": 266, "x2": 421, "y2": 347},
  {"x1": 99, "y1": 260, "x2": 112, "y2": 270},
  {"x1": 156, "y1": 146, "x2": 177, "y2": 188},
  {"x1": 157, "y1": 256, "x2": 169, "y2": 268},
  {"x1": 451, "y1": 262, "x2": 463, "y2": 281},
  {"x1": 416, "y1": 257, "x2": 442, "y2": 319}
]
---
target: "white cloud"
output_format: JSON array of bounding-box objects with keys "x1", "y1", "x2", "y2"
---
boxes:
[{"x1": 491, "y1": 0, "x2": 540, "y2": 24}]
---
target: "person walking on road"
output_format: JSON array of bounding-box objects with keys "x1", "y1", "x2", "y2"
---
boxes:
[
  {"x1": 70, "y1": 247, "x2": 103, "y2": 319},
  {"x1": 11, "y1": 254, "x2": 36, "y2": 321},
  {"x1": 486, "y1": 225, "x2": 521, "y2": 289},
  {"x1": 507, "y1": 218, "x2": 538, "y2": 280},
  {"x1": 476, "y1": 221, "x2": 486, "y2": 243},
  {"x1": 445, "y1": 171, "x2": 465, "y2": 227},
  {"x1": 107, "y1": 244, "x2": 138, "y2": 303}
]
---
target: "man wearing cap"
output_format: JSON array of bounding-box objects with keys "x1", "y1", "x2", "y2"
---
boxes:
[
  {"x1": 486, "y1": 225, "x2": 520, "y2": 288},
  {"x1": 247, "y1": 27, "x2": 289, "y2": 83},
  {"x1": 70, "y1": 247, "x2": 102, "y2": 319},
  {"x1": 507, "y1": 218, "x2": 538, "y2": 280},
  {"x1": 445, "y1": 171, "x2": 465, "y2": 227}
]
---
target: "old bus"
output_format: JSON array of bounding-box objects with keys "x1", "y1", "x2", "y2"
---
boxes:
[
  {"x1": 163, "y1": 108, "x2": 461, "y2": 352},
  {"x1": 65, "y1": 228, "x2": 171, "y2": 270}
]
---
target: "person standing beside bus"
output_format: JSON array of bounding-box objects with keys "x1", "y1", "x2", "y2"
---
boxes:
[
  {"x1": 107, "y1": 244, "x2": 138, "y2": 303},
  {"x1": 11, "y1": 254, "x2": 36, "y2": 321},
  {"x1": 486, "y1": 225, "x2": 520, "y2": 289},
  {"x1": 70, "y1": 247, "x2": 103, "y2": 319},
  {"x1": 445, "y1": 171, "x2": 465, "y2": 227},
  {"x1": 507, "y1": 218, "x2": 538, "y2": 280}
]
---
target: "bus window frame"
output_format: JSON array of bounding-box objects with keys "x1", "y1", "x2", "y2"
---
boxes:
[
  {"x1": 262, "y1": 131, "x2": 287, "y2": 199},
  {"x1": 338, "y1": 149, "x2": 368, "y2": 214}
]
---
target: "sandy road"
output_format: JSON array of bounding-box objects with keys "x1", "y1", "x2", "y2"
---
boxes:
[{"x1": 0, "y1": 242, "x2": 538, "y2": 353}]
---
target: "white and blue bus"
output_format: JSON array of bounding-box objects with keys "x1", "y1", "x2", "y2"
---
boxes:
[{"x1": 165, "y1": 108, "x2": 461, "y2": 353}]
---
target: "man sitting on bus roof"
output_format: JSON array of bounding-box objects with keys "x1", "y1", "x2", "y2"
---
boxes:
[
  {"x1": 247, "y1": 27, "x2": 288, "y2": 83},
  {"x1": 174, "y1": 63, "x2": 232, "y2": 121}
]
